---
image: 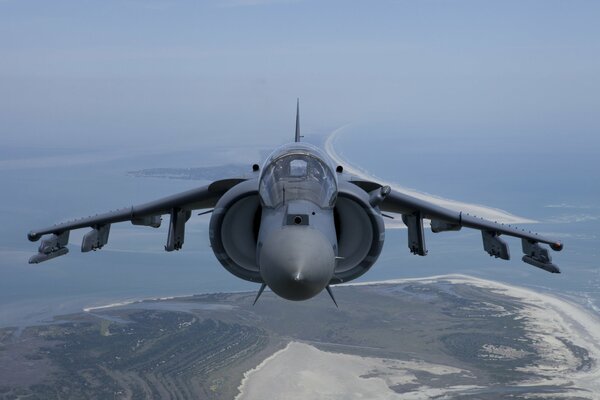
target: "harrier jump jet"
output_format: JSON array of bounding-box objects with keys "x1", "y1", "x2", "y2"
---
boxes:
[{"x1": 27, "y1": 101, "x2": 563, "y2": 305}]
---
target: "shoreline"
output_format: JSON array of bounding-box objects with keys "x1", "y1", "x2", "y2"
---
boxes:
[
  {"x1": 323, "y1": 125, "x2": 536, "y2": 226},
  {"x1": 5, "y1": 274, "x2": 599, "y2": 396},
  {"x1": 233, "y1": 274, "x2": 600, "y2": 398},
  {"x1": 346, "y1": 274, "x2": 600, "y2": 395}
]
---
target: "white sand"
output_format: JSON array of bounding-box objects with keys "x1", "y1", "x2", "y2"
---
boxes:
[
  {"x1": 82, "y1": 295, "x2": 189, "y2": 312},
  {"x1": 236, "y1": 276, "x2": 600, "y2": 399},
  {"x1": 83, "y1": 301, "x2": 138, "y2": 312},
  {"x1": 235, "y1": 341, "x2": 480, "y2": 400},
  {"x1": 324, "y1": 126, "x2": 536, "y2": 228},
  {"x1": 346, "y1": 275, "x2": 600, "y2": 397}
]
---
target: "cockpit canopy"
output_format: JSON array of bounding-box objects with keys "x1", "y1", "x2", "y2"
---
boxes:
[{"x1": 259, "y1": 144, "x2": 337, "y2": 209}]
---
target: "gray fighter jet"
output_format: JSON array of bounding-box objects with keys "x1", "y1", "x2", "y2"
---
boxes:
[{"x1": 27, "y1": 101, "x2": 563, "y2": 305}]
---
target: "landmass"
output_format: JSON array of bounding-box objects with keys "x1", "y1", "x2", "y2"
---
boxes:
[
  {"x1": 1, "y1": 275, "x2": 598, "y2": 399},
  {"x1": 127, "y1": 164, "x2": 250, "y2": 181}
]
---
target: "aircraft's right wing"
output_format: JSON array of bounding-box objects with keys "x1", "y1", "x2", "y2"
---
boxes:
[
  {"x1": 27, "y1": 178, "x2": 245, "y2": 264},
  {"x1": 373, "y1": 185, "x2": 564, "y2": 273}
]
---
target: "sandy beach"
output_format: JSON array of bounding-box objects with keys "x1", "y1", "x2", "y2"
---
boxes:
[
  {"x1": 236, "y1": 275, "x2": 600, "y2": 399},
  {"x1": 235, "y1": 341, "x2": 482, "y2": 400}
]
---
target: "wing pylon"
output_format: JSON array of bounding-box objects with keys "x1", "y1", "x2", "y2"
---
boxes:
[{"x1": 376, "y1": 186, "x2": 563, "y2": 273}]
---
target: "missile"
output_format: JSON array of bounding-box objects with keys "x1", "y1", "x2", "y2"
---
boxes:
[
  {"x1": 28, "y1": 232, "x2": 70, "y2": 264},
  {"x1": 521, "y1": 239, "x2": 560, "y2": 273},
  {"x1": 29, "y1": 247, "x2": 69, "y2": 264},
  {"x1": 522, "y1": 255, "x2": 560, "y2": 274}
]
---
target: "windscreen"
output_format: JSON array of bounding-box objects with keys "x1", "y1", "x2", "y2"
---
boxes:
[{"x1": 259, "y1": 152, "x2": 337, "y2": 208}]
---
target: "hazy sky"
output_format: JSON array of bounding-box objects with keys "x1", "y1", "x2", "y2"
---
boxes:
[
  {"x1": 1, "y1": 1, "x2": 599, "y2": 325},
  {"x1": 1, "y1": 0, "x2": 599, "y2": 151}
]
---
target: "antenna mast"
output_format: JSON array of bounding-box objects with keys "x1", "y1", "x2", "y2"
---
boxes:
[{"x1": 294, "y1": 98, "x2": 301, "y2": 142}]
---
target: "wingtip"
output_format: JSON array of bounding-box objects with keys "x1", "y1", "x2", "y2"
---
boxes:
[
  {"x1": 28, "y1": 231, "x2": 40, "y2": 242},
  {"x1": 551, "y1": 242, "x2": 564, "y2": 252}
]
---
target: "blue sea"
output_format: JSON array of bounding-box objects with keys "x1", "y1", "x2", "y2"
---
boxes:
[
  {"x1": 333, "y1": 122, "x2": 600, "y2": 312},
  {"x1": 0, "y1": 123, "x2": 598, "y2": 327}
]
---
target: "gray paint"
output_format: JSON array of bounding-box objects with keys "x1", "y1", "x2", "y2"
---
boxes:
[{"x1": 259, "y1": 226, "x2": 335, "y2": 301}]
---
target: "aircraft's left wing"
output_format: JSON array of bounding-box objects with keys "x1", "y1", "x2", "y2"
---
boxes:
[
  {"x1": 375, "y1": 186, "x2": 564, "y2": 273},
  {"x1": 27, "y1": 179, "x2": 245, "y2": 264}
]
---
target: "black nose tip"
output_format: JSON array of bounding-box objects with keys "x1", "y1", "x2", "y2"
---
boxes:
[{"x1": 259, "y1": 228, "x2": 335, "y2": 301}]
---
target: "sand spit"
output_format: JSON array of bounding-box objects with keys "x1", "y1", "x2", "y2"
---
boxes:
[
  {"x1": 324, "y1": 126, "x2": 536, "y2": 227},
  {"x1": 235, "y1": 341, "x2": 481, "y2": 400},
  {"x1": 346, "y1": 275, "x2": 600, "y2": 398},
  {"x1": 83, "y1": 301, "x2": 138, "y2": 313},
  {"x1": 82, "y1": 294, "x2": 192, "y2": 313}
]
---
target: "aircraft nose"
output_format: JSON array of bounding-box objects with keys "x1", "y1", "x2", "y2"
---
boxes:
[{"x1": 259, "y1": 227, "x2": 335, "y2": 301}]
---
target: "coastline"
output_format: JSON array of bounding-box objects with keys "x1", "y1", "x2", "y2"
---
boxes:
[
  {"x1": 234, "y1": 341, "x2": 483, "y2": 400},
  {"x1": 344, "y1": 274, "x2": 600, "y2": 396},
  {"x1": 6, "y1": 273, "x2": 599, "y2": 397},
  {"x1": 0, "y1": 123, "x2": 545, "y2": 330},
  {"x1": 323, "y1": 125, "x2": 536, "y2": 227},
  {"x1": 231, "y1": 275, "x2": 600, "y2": 398}
]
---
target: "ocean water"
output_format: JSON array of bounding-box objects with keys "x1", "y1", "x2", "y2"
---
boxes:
[
  {"x1": 331, "y1": 122, "x2": 600, "y2": 313},
  {"x1": 0, "y1": 124, "x2": 598, "y2": 327},
  {"x1": 0, "y1": 147, "x2": 259, "y2": 327}
]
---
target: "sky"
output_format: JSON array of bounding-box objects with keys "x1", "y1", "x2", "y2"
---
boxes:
[
  {"x1": 1, "y1": 0, "x2": 599, "y2": 152},
  {"x1": 1, "y1": 0, "x2": 600, "y2": 326}
]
